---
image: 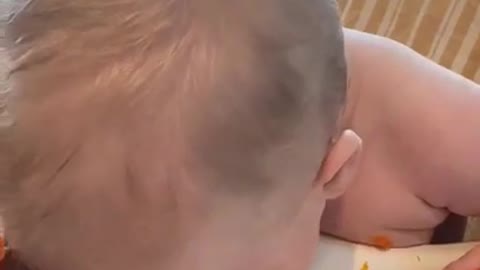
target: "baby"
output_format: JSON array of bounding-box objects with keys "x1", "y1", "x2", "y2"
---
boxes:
[
  {"x1": 0, "y1": 0, "x2": 361, "y2": 270},
  {"x1": 321, "y1": 28, "x2": 480, "y2": 265},
  {"x1": 2, "y1": 0, "x2": 479, "y2": 269}
]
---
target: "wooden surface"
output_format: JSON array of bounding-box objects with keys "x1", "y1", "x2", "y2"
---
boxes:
[{"x1": 466, "y1": 217, "x2": 480, "y2": 240}]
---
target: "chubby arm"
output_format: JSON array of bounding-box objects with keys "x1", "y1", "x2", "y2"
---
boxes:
[
  {"x1": 444, "y1": 244, "x2": 480, "y2": 270},
  {"x1": 344, "y1": 28, "x2": 480, "y2": 216}
]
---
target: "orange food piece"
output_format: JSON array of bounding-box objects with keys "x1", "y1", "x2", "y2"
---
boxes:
[
  {"x1": 371, "y1": 235, "x2": 393, "y2": 250},
  {"x1": 360, "y1": 261, "x2": 369, "y2": 270},
  {"x1": 0, "y1": 237, "x2": 5, "y2": 262}
]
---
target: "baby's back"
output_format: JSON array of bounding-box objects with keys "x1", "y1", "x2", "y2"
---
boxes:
[{"x1": 321, "y1": 29, "x2": 480, "y2": 247}]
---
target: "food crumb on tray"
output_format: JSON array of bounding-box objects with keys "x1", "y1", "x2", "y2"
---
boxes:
[
  {"x1": 360, "y1": 261, "x2": 369, "y2": 270},
  {"x1": 370, "y1": 235, "x2": 393, "y2": 250}
]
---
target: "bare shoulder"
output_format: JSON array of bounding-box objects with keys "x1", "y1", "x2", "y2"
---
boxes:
[
  {"x1": 342, "y1": 27, "x2": 480, "y2": 124},
  {"x1": 342, "y1": 28, "x2": 480, "y2": 97},
  {"x1": 342, "y1": 28, "x2": 480, "y2": 216}
]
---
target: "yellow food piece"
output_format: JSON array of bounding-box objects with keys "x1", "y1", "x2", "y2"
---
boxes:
[{"x1": 360, "y1": 261, "x2": 369, "y2": 270}]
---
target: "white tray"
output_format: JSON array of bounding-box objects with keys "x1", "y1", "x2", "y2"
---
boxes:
[{"x1": 311, "y1": 235, "x2": 479, "y2": 270}]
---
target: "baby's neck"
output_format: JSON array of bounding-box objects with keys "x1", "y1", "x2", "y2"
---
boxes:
[{"x1": 338, "y1": 74, "x2": 362, "y2": 130}]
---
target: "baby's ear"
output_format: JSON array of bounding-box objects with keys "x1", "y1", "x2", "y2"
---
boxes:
[{"x1": 315, "y1": 129, "x2": 362, "y2": 200}]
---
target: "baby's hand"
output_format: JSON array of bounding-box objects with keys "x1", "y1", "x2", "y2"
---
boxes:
[{"x1": 444, "y1": 245, "x2": 480, "y2": 270}]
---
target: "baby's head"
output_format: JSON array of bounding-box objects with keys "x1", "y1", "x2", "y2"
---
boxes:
[{"x1": 0, "y1": 0, "x2": 360, "y2": 270}]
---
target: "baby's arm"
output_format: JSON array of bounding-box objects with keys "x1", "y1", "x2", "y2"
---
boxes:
[
  {"x1": 407, "y1": 56, "x2": 480, "y2": 217},
  {"x1": 444, "y1": 245, "x2": 480, "y2": 270},
  {"x1": 344, "y1": 29, "x2": 480, "y2": 216}
]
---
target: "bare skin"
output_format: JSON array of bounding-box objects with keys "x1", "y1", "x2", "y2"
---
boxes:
[
  {"x1": 322, "y1": 29, "x2": 480, "y2": 248},
  {"x1": 445, "y1": 245, "x2": 480, "y2": 270}
]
